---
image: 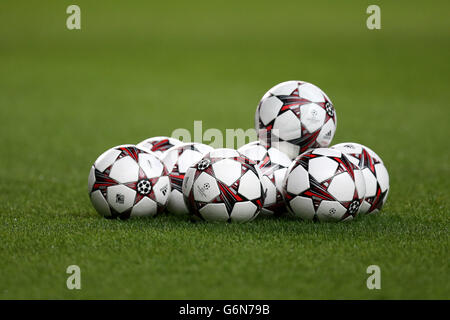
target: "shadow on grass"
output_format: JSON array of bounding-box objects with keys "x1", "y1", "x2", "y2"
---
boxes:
[{"x1": 71, "y1": 207, "x2": 446, "y2": 242}]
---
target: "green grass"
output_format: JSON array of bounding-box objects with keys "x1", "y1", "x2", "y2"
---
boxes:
[{"x1": 0, "y1": 0, "x2": 449, "y2": 299}]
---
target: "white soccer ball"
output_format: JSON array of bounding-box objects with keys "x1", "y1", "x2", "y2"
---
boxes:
[
  {"x1": 136, "y1": 136, "x2": 183, "y2": 158},
  {"x1": 162, "y1": 143, "x2": 214, "y2": 215},
  {"x1": 255, "y1": 80, "x2": 337, "y2": 159},
  {"x1": 182, "y1": 148, "x2": 265, "y2": 223},
  {"x1": 331, "y1": 142, "x2": 389, "y2": 214},
  {"x1": 282, "y1": 148, "x2": 365, "y2": 222},
  {"x1": 88, "y1": 144, "x2": 171, "y2": 219},
  {"x1": 238, "y1": 141, "x2": 292, "y2": 215}
]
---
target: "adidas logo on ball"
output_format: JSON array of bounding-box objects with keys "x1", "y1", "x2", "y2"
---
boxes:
[
  {"x1": 116, "y1": 194, "x2": 125, "y2": 204},
  {"x1": 160, "y1": 184, "x2": 168, "y2": 196}
]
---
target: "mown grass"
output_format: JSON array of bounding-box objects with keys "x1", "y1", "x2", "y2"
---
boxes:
[{"x1": 0, "y1": 0, "x2": 448, "y2": 299}]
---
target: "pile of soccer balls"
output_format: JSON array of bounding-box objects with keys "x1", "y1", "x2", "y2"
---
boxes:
[{"x1": 88, "y1": 80, "x2": 389, "y2": 222}]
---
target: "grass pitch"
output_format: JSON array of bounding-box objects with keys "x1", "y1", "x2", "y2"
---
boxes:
[{"x1": 0, "y1": 0, "x2": 449, "y2": 299}]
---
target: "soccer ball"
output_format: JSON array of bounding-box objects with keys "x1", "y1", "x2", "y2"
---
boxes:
[
  {"x1": 88, "y1": 144, "x2": 171, "y2": 219},
  {"x1": 331, "y1": 142, "x2": 389, "y2": 214},
  {"x1": 162, "y1": 142, "x2": 214, "y2": 215},
  {"x1": 136, "y1": 136, "x2": 182, "y2": 158},
  {"x1": 182, "y1": 148, "x2": 265, "y2": 223},
  {"x1": 238, "y1": 141, "x2": 292, "y2": 215},
  {"x1": 255, "y1": 80, "x2": 337, "y2": 159},
  {"x1": 282, "y1": 148, "x2": 366, "y2": 222}
]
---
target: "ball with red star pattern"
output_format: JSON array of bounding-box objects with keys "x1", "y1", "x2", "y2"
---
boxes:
[
  {"x1": 282, "y1": 148, "x2": 366, "y2": 222},
  {"x1": 332, "y1": 142, "x2": 389, "y2": 214},
  {"x1": 88, "y1": 144, "x2": 171, "y2": 219},
  {"x1": 238, "y1": 141, "x2": 292, "y2": 215},
  {"x1": 182, "y1": 148, "x2": 265, "y2": 223},
  {"x1": 162, "y1": 142, "x2": 214, "y2": 215},
  {"x1": 255, "y1": 80, "x2": 337, "y2": 160},
  {"x1": 136, "y1": 136, "x2": 182, "y2": 158}
]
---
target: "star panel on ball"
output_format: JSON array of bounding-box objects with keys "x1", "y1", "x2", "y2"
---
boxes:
[
  {"x1": 162, "y1": 142, "x2": 214, "y2": 215},
  {"x1": 255, "y1": 80, "x2": 337, "y2": 159},
  {"x1": 332, "y1": 142, "x2": 389, "y2": 214},
  {"x1": 282, "y1": 148, "x2": 366, "y2": 222},
  {"x1": 182, "y1": 148, "x2": 265, "y2": 223},
  {"x1": 238, "y1": 141, "x2": 292, "y2": 215},
  {"x1": 136, "y1": 136, "x2": 183, "y2": 158},
  {"x1": 88, "y1": 144, "x2": 171, "y2": 219}
]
